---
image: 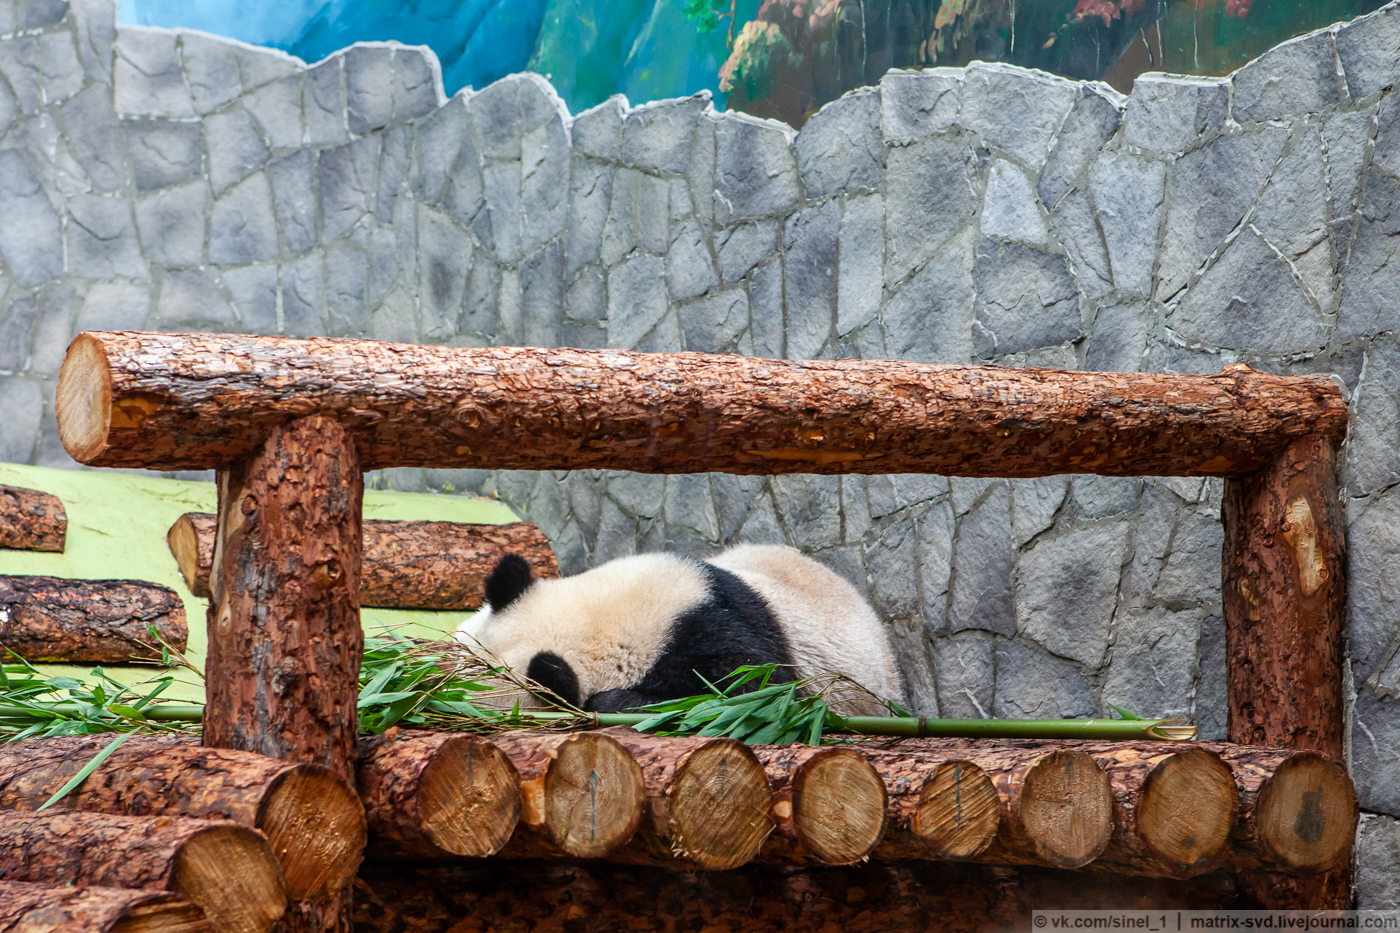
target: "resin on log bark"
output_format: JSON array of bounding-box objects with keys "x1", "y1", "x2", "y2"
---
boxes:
[
  {"x1": 0, "y1": 810, "x2": 285, "y2": 933},
  {"x1": 358, "y1": 731, "x2": 520, "y2": 858},
  {"x1": 604, "y1": 729, "x2": 773, "y2": 870},
  {"x1": 0, "y1": 484, "x2": 65, "y2": 552},
  {"x1": 170, "y1": 512, "x2": 557, "y2": 609},
  {"x1": 0, "y1": 734, "x2": 364, "y2": 902},
  {"x1": 0, "y1": 576, "x2": 187, "y2": 663},
  {"x1": 0, "y1": 882, "x2": 211, "y2": 933},
  {"x1": 203, "y1": 416, "x2": 363, "y2": 786},
  {"x1": 58, "y1": 334, "x2": 1346, "y2": 476}
]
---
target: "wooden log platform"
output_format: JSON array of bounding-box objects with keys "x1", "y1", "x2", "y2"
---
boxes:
[
  {"x1": 0, "y1": 484, "x2": 65, "y2": 552},
  {"x1": 862, "y1": 749, "x2": 1002, "y2": 862},
  {"x1": 169, "y1": 513, "x2": 557, "y2": 610},
  {"x1": 0, "y1": 810, "x2": 285, "y2": 933},
  {"x1": 0, "y1": 735, "x2": 364, "y2": 903},
  {"x1": 0, "y1": 575, "x2": 187, "y2": 663},
  {"x1": 57, "y1": 334, "x2": 1346, "y2": 476},
  {"x1": 358, "y1": 731, "x2": 520, "y2": 859},
  {"x1": 0, "y1": 882, "x2": 210, "y2": 933}
]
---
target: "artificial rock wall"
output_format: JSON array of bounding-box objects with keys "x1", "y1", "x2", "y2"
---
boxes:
[{"x1": 0, "y1": 0, "x2": 1398, "y2": 900}]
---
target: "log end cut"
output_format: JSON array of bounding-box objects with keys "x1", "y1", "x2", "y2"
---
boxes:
[
  {"x1": 258, "y1": 765, "x2": 366, "y2": 901},
  {"x1": 1138, "y1": 747, "x2": 1240, "y2": 874},
  {"x1": 418, "y1": 736, "x2": 521, "y2": 858},
  {"x1": 666, "y1": 738, "x2": 772, "y2": 870},
  {"x1": 1021, "y1": 750, "x2": 1114, "y2": 869},
  {"x1": 1255, "y1": 753, "x2": 1358, "y2": 873},
  {"x1": 56, "y1": 333, "x2": 115, "y2": 465},
  {"x1": 542, "y1": 733, "x2": 645, "y2": 859},
  {"x1": 113, "y1": 900, "x2": 214, "y2": 933},
  {"x1": 173, "y1": 824, "x2": 287, "y2": 933},
  {"x1": 167, "y1": 514, "x2": 211, "y2": 598},
  {"x1": 913, "y1": 760, "x2": 1001, "y2": 860},
  {"x1": 791, "y1": 747, "x2": 888, "y2": 866}
]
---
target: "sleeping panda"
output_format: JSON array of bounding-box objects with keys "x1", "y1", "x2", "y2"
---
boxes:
[{"x1": 455, "y1": 543, "x2": 904, "y2": 716}]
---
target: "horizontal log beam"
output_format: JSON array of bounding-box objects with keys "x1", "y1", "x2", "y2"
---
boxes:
[
  {"x1": 58, "y1": 333, "x2": 1347, "y2": 476},
  {"x1": 0, "y1": 485, "x2": 65, "y2": 552},
  {"x1": 0, "y1": 575, "x2": 187, "y2": 663},
  {"x1": 170, "y1": 513, "x2": 557, "y2": 610}
]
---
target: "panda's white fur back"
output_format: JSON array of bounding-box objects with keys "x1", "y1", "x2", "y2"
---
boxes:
[{"x1": 708, "y1": 544, "x2": 903, "y2": 705}]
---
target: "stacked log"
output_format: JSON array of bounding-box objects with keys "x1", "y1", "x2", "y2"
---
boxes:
[
  {"x1": 0, "y1": 576, "x2": 187, "y2": 663},
  {"x1": 0, "y1": 485, "x2": 65, "y2": 552},
  {"x1": 864, "y1": 749, "x2": 1001, "y2": 861},
  {"x1": 0, "y1": 736, "x2": 364, "y2": 903},
  {"x1": 0, "y1": 882, "x2": 210, "y2": 933},
  {"x1": 168, "y1": 513, "x2": 558, "y2": 610},
  {"x1": 358, "y1": 731, "x2": 520, "y2": 858},
  {"x1": 0, "y1": 810, "x2": 285, "y2": 933},
  {"x1": 753, "y1": 745, "x2": 887, "y2": 865}
]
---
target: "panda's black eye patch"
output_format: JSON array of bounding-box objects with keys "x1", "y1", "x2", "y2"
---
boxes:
[
  {"x1": 485, "y1": 554, "x2": 533, "y2": 611},
  {"x1": 526, "y1": 651, "x2": 581, "y2": 709}
]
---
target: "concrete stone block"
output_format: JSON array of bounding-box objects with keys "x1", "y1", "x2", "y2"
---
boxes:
[
  {"x1": 973, "y1": 240, "x2": 1080, "y2": 359},
  {"x1": 795, "y1": 87, "x2": 880, "y2": 198},
  {"x1": 1347, "y1": 338, "x2": 1400, "y2": 497},
  {"x1": 1338, "y1": 168, "x2": 1400, "y2": 344},
  {"x1": 993, "y1": 637, "x2": 1096, "y2": 719},
  {"x1": 0, "y1": 291, "x2": 34, "y2": 373},
  {"x1": 135, "y1": 182, "x2": 207, "y2": 267},
  {"x1": 326, "y1": 236, "x2": 369, "y2": 336},
  {"x1": 1038, "y1": 84, "x2": 1122, "y2": 210},
  {"x1": 0, "y1": 149, "x2": 62, "y2": 287},
  {"x1": 1085, "y1": 302, "x2": 1149, "y2": 372},
  {"x1": 153, "y1": 269, "x2": 236, "y2": 329},
  {"x1": 0, "y1": 377, "x2": 41, "y2": 464},
  {"x1": 688, "y1": 112, "x2": 716, "y2": 230},
  {"x1": 1356, "y1": 815, "x2": 1400, "y2": 907},
  {"x1": 414, "y1": 204, "x2": 468, "y2": 339},
  {"x1": 390, "y1": 45, "x2": 440, "y2": 125},
  {"x1": 481, "y1": 159, "x2": 522, "y2": 262},
  {"x1": 415, "y1": 92, "x2": 468, "y2": 205},
  {"x1": 1073, "y1": 474, "x2": 1142, "y2": 520},
  {"x1": 771, "y1": 473, "x2": 840, "y2": 550},
  {"x1": 377, "y1": 124, "x2": 411, "y2": 224},
  {"x1": 664, "y1": 473, "x2": 719, "y2": 542},
  {"x1": 70, "y1": 0, "x2": 115, "y2": 86},
  {"x1": 917, "y1": 499, "x2": 955, "y2": 631},
  {"x1": 222, "y1": 263, "x2": 278, "y2": 334},
  {"x1": 783, "y1": 199, "x2": 839, "y2": 360},
  {"x1": 244, "y1": 74, "x2": 304, "y2": 151},
  {"x1": 344, "y1": 45, "x2": 394, "y2": 135},
  {"x1": 1232, "y1": 30, "x2": 1340, "y2": 123},
  {"x1": 1088, "y1": 151, "x2": 1166, "y2": 299},
  {"x1": 67, "y1": 193, "x2": 148, "y2": 279},
  {"x1": 566, "y1": 156, "x2": 612, "y2": 276},
  {"x1": 1194, "y1": 612, "x2": 1227, "y2": 741},
  {"x1": 319, "y1": 136, "x2": 378, "y2": 243},
  {"x1": 1347, "y1": 485, "x2": 1400, "y2": 685},
  {"x1": 114, "y1": 28, "x2": 193, "y2": 117},
  {"x1": 1169, "y1": 227, "x2": 1328, "y2": 355},
  {"x1": 606, "y1": 252, "x2": 666, "y2": 349},
  {"x1": 1157, "y1": 126, "x2": 1289, "y2": 298},
  {"x1": 124, "y1": 118, "x2": 202, "y2": 192},
  {"x1": 1155, "y1": 509, "x2": 1223, "y2": 605},
  {"x1": 0, "y1": 37, "x2": 41, "y2": 115},
  {"x1": 980, "y1": 159, "x2": 1048, "y2": 247},
  {"x1": 607, "y1": 470, "x2": 665, "y2": 520},
  {"x1": 710, "y1": 474, "x2": 766, "y2": 542},
  {"x1": 76, "y1": 282, "x2": 151, "y2": 332},
  {"x1": 959, "y1": 62, "x2": 1077, "y2": 170},
  {"x1": 716, "y1": 219, "x2": 776, "y2": 284},
  {"x1": 520, "y1": 114, "x2": 569, "y2": 256},
  {"x1": 635, "y1": 306, "x2": 681, "y2": 353},
  {"x1": 884, "y1": 133, "x2": 977, "y2": 287},
  {"x1": 866, "y1": 474, "x2": 949, "y2": 519},
  {"x1": 59, "y1": 84, "x2": 123, "y2": 193},
  {"x1": 40, "y1": 31, "x2": 82, "y2": 103},
  {"x1": 1354, "y1": 687, "x2": 1400, "y2": 815},
  {"x1": 678, "y1": 288, "x2": 745, "y2": 355},
  {"x1": 1017, "y1": 521, "x2": 1129, "y2": 667},
  {"x1": 1050, "y1": 188, "x2": 1113, "y2": 299},
  {"x1": 521, "y1": 239, "x2": 564, "y2": 348},
  {"x1": 0, "y1": 71, "x2": 16, "y2": 145},
  {"x1": 25, "y1": 283, "x2": 75, "y2": 378},
  {"x1": 835, "y1": 193, "x2": 883, "y2": 336},
  {"x1": 1011, "y1": 475, "x2": 1068, "y2": 548},
  {"x1": 209, "y1": 170, "x2": 278, "y2": 265},
  {"x1": 1335, "y1": 2, "x2": 1400, "y2": 101},
  {"x1": 867, "y1": 517, "x2": 919, "y2": 621},
  {"x1": 949, "y1": 482, "x2": 1014, "y2": 636},
  {"x1": 269, "y1": 149, "x2": 317, "y2": 256},
  {"x1": 179, "y1": 32, "x2": 242, "y2": 115},
  {"x1": 281, "y1": 251, "x2": 324, "y2": 337},
  {"x1": 1103, "y1": 606, "x2": 1200, "y2": 720},
  {"x1": 370, "y1": 284, "x2": 418, "y2": 343},
  {"x1": 231, "y1": 42, "x2": 298, "y2": 92},
  {"x1": 932, "y1": 631, "x2": 994, "y2": 719},
  {"x1": 1122, "y1": 74, "x2": 1227, "y2": 153},
  {"x1": 884, "y1": 227, "x2": 976, "y2": 364},
  {"x1": 205, "y1": 108, "x2": 271, "y2": 195},
  {"x1": 713, "y1": 111, "x2": 797, "y2": 225},
  {"x1": 666, "y1": 218, "x2": 718, "y2": 302},
  {"x1": 622, "y1": 93, "x2": 708, "y2": 175},
  {"x1": 21, "y1": 0, "x2": 67, "y2": 29},
  {"x1": 304, "y1": 56, "x2": 348, "y2": 146},
  {"x1": 880, "y1": 68, "x2": 960, "y2": 142},
  {"x1": 572, "y1": 94, "x2": 624, "y2": 161}
]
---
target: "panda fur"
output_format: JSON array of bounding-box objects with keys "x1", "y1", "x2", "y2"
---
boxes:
[{"x1": 455, "y1": 543, "x2": 903, "y2": 716}]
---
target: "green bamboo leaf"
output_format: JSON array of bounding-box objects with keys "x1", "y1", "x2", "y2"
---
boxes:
[{"x1": 37, "y1": 729, "x2": 142, "y2": 811}]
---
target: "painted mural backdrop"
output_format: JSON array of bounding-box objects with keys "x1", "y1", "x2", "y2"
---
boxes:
[{"x1": 122, "y1": 0, "x2": 1389, "y2": 124}]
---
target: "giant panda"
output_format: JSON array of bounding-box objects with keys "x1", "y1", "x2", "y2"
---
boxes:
[{"x1": 455, "y1": 543, "x2": 903, "y2": 716}]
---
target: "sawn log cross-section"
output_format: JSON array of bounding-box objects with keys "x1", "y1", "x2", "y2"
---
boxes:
[{"x1": 55, "y1": 331, "x2": 1353, "y2": 914}]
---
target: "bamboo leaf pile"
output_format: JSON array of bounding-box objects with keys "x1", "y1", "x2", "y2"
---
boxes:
[{"x1": 0, "y1": 632, "x2": 1195, "y2": 745}]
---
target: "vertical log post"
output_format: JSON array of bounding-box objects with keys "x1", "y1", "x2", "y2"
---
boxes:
[
  {"x1": 1222, "y1": 434, "x2": 1348, "y2": 908},
  {"x1": 204, "y1": 416, "x2": 364, "y2": 933}
]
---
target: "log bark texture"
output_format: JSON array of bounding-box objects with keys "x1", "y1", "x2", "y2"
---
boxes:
[
  {"x1": 170, "y1": 513, "x2": 557, "y2": 609},
  {"x1": 603, "y1": 728, "x2": 773, "y2": 870},
  {"x1": 0, "y1": 883, "x2": 210, "y2": 933},
  {"x1": 353, "y1": 858, "x2": 1248, "y2": 933},
  {"x1": 0, "y1": 485, "x2": 65, "y2": 552},
  {"x1": 58, "y1": 334, "x2": 1347, "y2": 476},
  {"x1": 1223, "y1": 435, "x2": 1346, "y2": 758},
  {"x1": 752, "y1": 745, "x2": 887, "y2": 866},
  {"x1": 490, "y1": 730, "x2": 645, "y2": 859},
  {"x1": 204, "y1": 416, "x2": 363, "y2": 787},
  {"x1": 0, "y1": 735, "x2": 365, "y2": 902},
  {"x1": 0, "y1": 810, "x2": 285, "y2": 933},
  {"x1": 0, "y1": 575, "x2": 187, "y2": 662},
  {"x1": 861, "y1": 749, "x2": 1001, "y2": 862},
  {"x1": 357, "y1": 731, "x2": 520, "y2": 858}
]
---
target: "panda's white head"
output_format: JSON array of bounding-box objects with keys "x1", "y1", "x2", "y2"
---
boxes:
[{"x1": 455, "y1": 552, "x2": 711, "y2": 709}]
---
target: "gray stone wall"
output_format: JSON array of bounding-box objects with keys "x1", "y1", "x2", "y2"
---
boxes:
[{"x1": 0, "y1": 0, "x2": 1397, "y2": 896}]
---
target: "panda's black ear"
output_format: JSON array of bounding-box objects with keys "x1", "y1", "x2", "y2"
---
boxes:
[{"x1": 485, "y1": 554, "x2": 533, "y2": 611}]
